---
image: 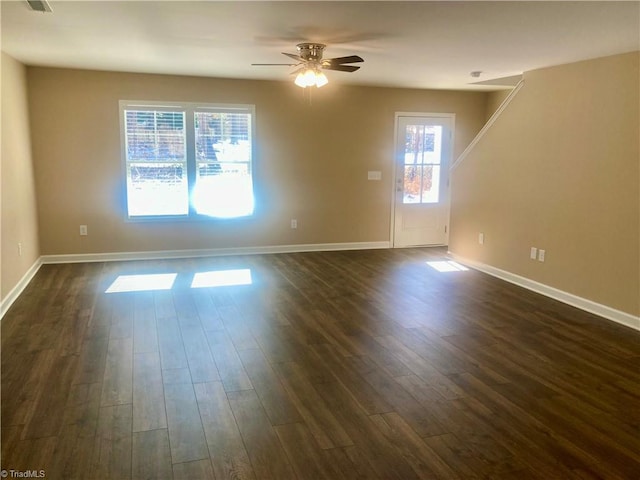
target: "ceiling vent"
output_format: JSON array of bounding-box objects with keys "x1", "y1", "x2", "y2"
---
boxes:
[{"x1": 26, "y1": 0, "x2": 52, "y2": 13}]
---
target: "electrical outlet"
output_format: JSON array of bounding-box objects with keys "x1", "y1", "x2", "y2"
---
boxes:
[
  {"x1": 478, "y1": 232, "x2": 484, "y2": 245},
  {"x1": 538, "y1": 249, "x2": 546, "y2": 262},
  {"x1": 80, "y1": 225, "x2": 88, "y2": 236},
  {"x1": 290, "y1": 219, "x2": 297, "y2": 229},
  {"x1": 18, "y1": 242, "x2": 22, "y2": 256},
  {"x1": 530, "y1": 247, "x2": 537, "y2": 260}
]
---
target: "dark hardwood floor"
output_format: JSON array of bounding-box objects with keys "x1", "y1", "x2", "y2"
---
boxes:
[{"x1": 2, "y1": 247, "x2": 639, "y2": 479}]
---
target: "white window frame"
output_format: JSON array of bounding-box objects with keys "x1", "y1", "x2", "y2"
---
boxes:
[{"x1": 119, "y1": 100, "x2": 256, "y2": 221}]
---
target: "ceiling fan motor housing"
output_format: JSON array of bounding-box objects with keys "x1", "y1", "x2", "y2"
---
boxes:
[{"x1": 297, "y1": 43, "x2": 326, "y2": 62}]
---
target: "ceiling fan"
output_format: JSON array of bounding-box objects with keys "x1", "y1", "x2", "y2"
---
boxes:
[{"x1": 252, "y1": 43, "x2": 364, "y2": 88}]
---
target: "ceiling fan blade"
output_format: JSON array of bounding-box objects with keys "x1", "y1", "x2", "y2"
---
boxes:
[
  {"x1": 282, "y1": 52, "x2": 302, "y2": 61},
  {"x1": 324, "y1": 55, "x2": 364, "y2": 65},
  {"x1": 323, "y1": 64, "x2": 361, "y2": 73}
]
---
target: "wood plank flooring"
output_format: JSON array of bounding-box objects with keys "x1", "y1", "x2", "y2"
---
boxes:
[{"x1": 2, "y1": 247, "x2": 639, "y2": 479}]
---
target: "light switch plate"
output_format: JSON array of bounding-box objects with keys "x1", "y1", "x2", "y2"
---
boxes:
[{"x1": 367, "y1": 171, "x2": 382, "y2": 180}]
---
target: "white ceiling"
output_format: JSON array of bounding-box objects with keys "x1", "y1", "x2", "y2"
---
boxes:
[{"x1": 2, "y1": 1, "x2": 639, "y2": 91}]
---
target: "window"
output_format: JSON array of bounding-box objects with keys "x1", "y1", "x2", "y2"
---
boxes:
[{"x1": 120, "y1": 101, "x2": 255, "y2": 219}]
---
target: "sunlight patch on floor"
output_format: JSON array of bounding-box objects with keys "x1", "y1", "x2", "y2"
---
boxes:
[
  {"x1": 427, "y1": 260, "x2": 469, "y2": 272},
  {"x1": 191, "y1": 269, "x2": 253, "y2": 288},
  {"x1": 105, "y1": 273, "x2": 177, "y2": 293}
]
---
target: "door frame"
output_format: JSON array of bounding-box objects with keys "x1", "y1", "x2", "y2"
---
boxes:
[{"x1": 390, "y1": 112, "x2": 456, "y2": 248}]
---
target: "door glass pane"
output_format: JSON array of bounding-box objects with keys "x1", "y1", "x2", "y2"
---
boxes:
[
  {"x1": 422, "y1": 165, "x2": 440, "y2": 203},
  {"x1": 423, "y1": 131, "x2": 435, "y2": 153},
  {"x1": 423, "y1": 126, "x2": 442, "y2": 165},
  {"x1": 401, "y1": 123, "x2": 443, "y2": 204},
  {"x1": 403, "y1": 165, "x2": 422, "y2": 203},
  {"x1": 404, "y1": 125, "x2": 424, "y2": 165}
]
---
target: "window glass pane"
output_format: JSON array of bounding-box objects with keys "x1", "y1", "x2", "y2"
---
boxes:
[
  {"x1": 195, "y1": 113, "x2": 221, "y2": 162},
  {"x1": 194, "y1": 111, "x2": 253, "y2": 218},
  {"x1": 193, "y1": 174, "x2": 254, "y2": 218},
  {"x1": 195, "y1": 112, "x2": 251, "y2": 163},
  {"x1": 125, "y1": 109, "x2": 187, "y2": 217},
  {"x1": 127, "y1": 163, "x2": 188, "y2": 216},
  {"x1": 403, "y1": 165, "x2": 422, "y2": 204},
  {"x1": 126, "y1": 111, "x2": 185, "y2": 161},
  {"x1": 421, "y1": 165, "x2": 440, "y2": 203}
]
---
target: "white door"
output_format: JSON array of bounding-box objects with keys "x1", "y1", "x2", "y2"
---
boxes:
[{"x1": 393, "y1": 114, "x2": 454, "y2": 247}]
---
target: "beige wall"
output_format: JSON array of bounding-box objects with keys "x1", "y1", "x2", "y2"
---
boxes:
[
  {"x1": 1, "y1": 53, "x2": 40, "y2": 300},
  {"x1": 450, "y1": 52, "x2": 640, "y2": 316},
  {"x1": 27, "y1": 67, "x2": 487, "y2": 255},
  {"x1": 485, "y1": 89, "x2": 512, "y2": 121}
]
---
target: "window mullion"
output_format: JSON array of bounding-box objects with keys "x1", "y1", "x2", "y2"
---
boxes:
[{"x1": 185, "y1": 107, "x2": 197, "y2": 216}]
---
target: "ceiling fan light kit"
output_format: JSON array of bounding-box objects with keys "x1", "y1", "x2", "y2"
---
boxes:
[
  {"x1": 252, "y1": 42, "x2": 364, "y2": 88},
  {"x1": 294, "y1": 69, "x2": 328, "y2": 88}
]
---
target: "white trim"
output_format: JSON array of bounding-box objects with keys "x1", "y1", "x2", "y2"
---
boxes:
[
  {"x1": 450, "y1": 253, "x2": 640, "y2": 332},
  {"x1": 1, "y1": 258, "x2": 43, "y2": 320},
  {"x1": 40, "y1": 241, "x2": 391, "y2": 264},
  {"x1": 450, "y1": 79, "x2": 525, "y2": 171}
]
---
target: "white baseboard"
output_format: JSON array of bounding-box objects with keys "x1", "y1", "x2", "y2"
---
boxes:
[
  {"x1": 40, "y1": 241, "x2": 391, "y2": 264},
  {"x1": 1, "y1": 258, "x2": 43, "y2": 320},
  {"x1": 450, "y1": 253, "x2": 640, "y2": 332}
]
